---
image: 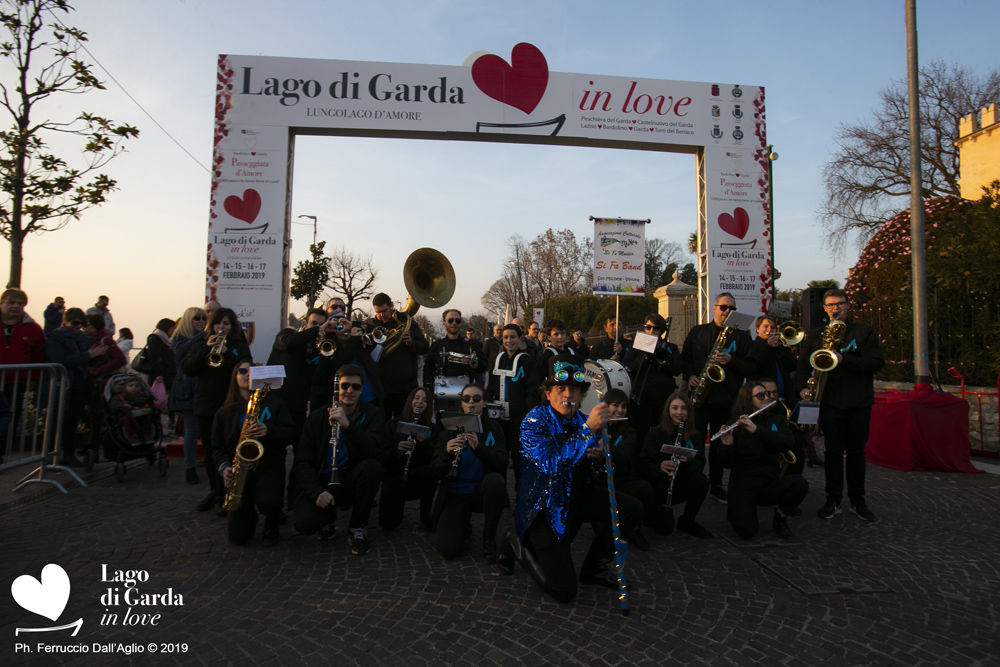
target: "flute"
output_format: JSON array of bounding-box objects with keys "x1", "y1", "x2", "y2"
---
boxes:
[{"x1": 709, "y1": 401, "x2": 777, "y2": 442}]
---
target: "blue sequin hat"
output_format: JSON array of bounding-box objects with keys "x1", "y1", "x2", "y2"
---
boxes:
[{"x1": 544, "y1": 354, "x2": 591, "y2": 391}]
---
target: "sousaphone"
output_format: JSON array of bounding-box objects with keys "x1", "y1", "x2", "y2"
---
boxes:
[{"x1": 380, "y1": 248, "x2": 455, "y2": 357}]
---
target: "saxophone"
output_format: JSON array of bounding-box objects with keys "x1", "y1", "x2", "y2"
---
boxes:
[
  {"x1": 803, "y1": 320, "x2": 847, "y2": 403},
  {"x1": 222, "y1": 384, "x2": 269, "y2": 512},
  {"x1": 690, "y1": 326, "x2": 731, "y2": 408}
]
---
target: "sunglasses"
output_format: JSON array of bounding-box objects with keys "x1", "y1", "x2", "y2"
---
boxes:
[
  {"x1": 765, "y1": 390, "x2": 779, "y2": 397},
  {"x1": 752, "y1": 391, "x2": 769, "y2": 401},
  {"x1": 339, "y1": 382, "x2": 363, "y2": 391},
  {"x1": 237, "y1": 368, "x2": 250, "y2": 376},
  {"x1": 643, "y1": 324, "x2": 660, "y2": 331},
  {"x1": 447, "y1": 318, "x2": 462, "y2": 324},
  {"x1": 461, "y1": 394, "x2": 484, "y2": 404},
  {"x1": 193, "y1": 316, "x2": 207, "y2": 322},
  {"x1": 716, "y1": 304, "x2": 737, "y2": 312}
]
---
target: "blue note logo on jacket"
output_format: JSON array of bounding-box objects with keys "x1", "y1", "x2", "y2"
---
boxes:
[
  {"x1": 484, "y1": 431, "x2": 496, "y2": 448},
  {"x1": 723, "y1": 341, "x2": 737, "y2": 355},
  {"x1": 840, "y1": 339, "x2": 857, "y2": 353}
]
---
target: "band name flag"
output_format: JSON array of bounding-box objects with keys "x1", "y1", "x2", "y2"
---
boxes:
[{"x1": 592, "y1": 218, "x2": 647, "y2": 296}]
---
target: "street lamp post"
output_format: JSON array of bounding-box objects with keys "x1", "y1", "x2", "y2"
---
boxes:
[
  {"x1": 298, "y1": 215, "x2": 318, "y2": 309},
  {"x1": 767, "y1": 145, "x2": 778, "y2": 303}
]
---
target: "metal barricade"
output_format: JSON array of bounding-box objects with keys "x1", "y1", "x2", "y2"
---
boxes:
[
  {"x1": 946, "y1": 367, "x2": 999, "y2": 460},
  {"x1": 0, "y1": 363, "x2": 87, "y2": 493}
]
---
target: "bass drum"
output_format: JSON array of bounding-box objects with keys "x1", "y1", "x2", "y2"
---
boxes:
[
  {"x1": 580, "y1": 360, "x2": 631, "y2": 415},
  {"x1": 433, "y1": 376, "x2": 467, "y2": 413}
]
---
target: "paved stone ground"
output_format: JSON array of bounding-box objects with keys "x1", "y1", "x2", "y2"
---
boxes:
[{"x1": 2, "y1": 451, "x2": 999, "y2": 667}]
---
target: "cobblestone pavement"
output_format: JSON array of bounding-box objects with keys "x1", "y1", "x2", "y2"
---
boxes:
[{"x1": 2, "y1": 455, "x2": 999, "y2": 667}]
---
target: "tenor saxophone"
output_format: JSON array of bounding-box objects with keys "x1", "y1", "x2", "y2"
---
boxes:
[
  {"x1": 690, "y1": 326, "x2": 731, "y2": 408},
  {"x1": 223, "y1": 384, "x2": 269, "y2": 512}
]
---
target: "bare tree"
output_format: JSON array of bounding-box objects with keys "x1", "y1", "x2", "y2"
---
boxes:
[
  {"x1": 645, "y1": 238, "x2": 685, "y2": 289},
  {"x1": 0, "y1": 0, "x2": 139, "y2": 286},
  {"x1": 820, "y1": 60, "x2": 1000, "y2": 254},
  {"x1": 322, "y1": 245, "x2": 379, "y2": 317}
]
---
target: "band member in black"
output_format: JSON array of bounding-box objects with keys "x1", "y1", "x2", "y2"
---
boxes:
[
  {"x1": 482, "y1": 323, "x2": 504, "y2": 367},
  {"x1": 182, "y1": 307, "x2": 252, "y2": 513},
  {"x1": 498, "y1": 355, "x2": 641, "y2": 603},
  {"x1": 266, "y1": 308, "x2": 338, "y2": 445},
  {"x1": 590, "y1": 315, "x2": 625, "y2": 362},
  {"x1": 430, "y1": 383, "x2": 508, "y2": 561},
  {"x1": 639, "y1": 393, "x2": 713, "y2": 538},
  {"x1": 213, "y1": 362, "x2": 295, "y2": 546},
  {"x1": 366, "y1": 292, "x2": 428, "y2": 419},
  {"x1": 313, "y1": 313, "x2": 385, "y2": 410},
  {"x1": 567, "y1": 327, "x2": 590, "y2": 360},
  {"x1": 748, "y1": 316, "x2": 797, "y2": 405},
  {"x1": 378, "y1": 387, "x2": 438, "y2": 530},
  {"x1": 797, "y1": 288, "x2": 884, "y2": 522},
  {"x1": 719, "y1": 380, "x2": 808, "y2": 541},
  {"x1": 511, "y1": 317, "x2": 540, "y2": 359},
  {"x1": 681, "y1": 292, "x2": 753, "y2": 503},
  {"x1": 532, "y1": 319, "x2": 575, "y2": 386},
  {"x1": 487, "y1": 323, "x2": 538, "y2": 478},
  {"x1": 623, "y1": 313, "x2": 683, "y2": 446},
  {"x1": 292, "y1": 364, "x2": 386, "y2": 555},
  {"x1": 424, "y1": 309, "x2": 488, "y2": 388}
]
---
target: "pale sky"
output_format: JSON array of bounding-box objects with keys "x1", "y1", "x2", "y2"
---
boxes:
[{"x1": 2, "y1": 0, "x2": 997, "y2": 341}]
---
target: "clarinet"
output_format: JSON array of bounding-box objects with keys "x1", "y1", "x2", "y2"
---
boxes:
[
  {"x1": 446, "y1": 427, "x2": 466, "y2": 482},
  {"x1": 401, "y1": 406, "x2": 420, "y2": 482},
  {"x1": 327, "y1": 373, "x2": 342, "y2": 488},
  {"x1": 665, "y1": 419, "x2": 685, "y2": 508}
]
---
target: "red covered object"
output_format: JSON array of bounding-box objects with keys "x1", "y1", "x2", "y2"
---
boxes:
[{"x1": 867, "y1": 384, "x2": 982, "y2": 473}]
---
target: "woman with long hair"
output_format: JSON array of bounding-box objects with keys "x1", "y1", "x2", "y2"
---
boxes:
[
  {"x1": 183, "y1": 307, "x2": 252, "y2": 511},
  {"x1": 719, "y1": 379, "x2": 807, "y2": 541},
  {"x1": 639, "y1": 392, "x2": 712, "y2": 538},
  {"x1": 430, "y1": 383, "x2": 508, "y2": 562},
  {"x1": 378, "y1": 386, "x2": 439, "y2": 530},
  {"x1": 170, "y1": 307, "x2": 207, "y2": 483},
  {"x1": 211, "y1": 361, "x2": 294, "y2": 545}
]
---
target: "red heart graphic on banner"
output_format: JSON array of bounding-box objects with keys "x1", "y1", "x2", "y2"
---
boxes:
[
  {"x1": 471, "y1": 43, "x2": 548, "y2": 114},
  {"x1": 717, "y1": 207, "x2": 750, "y2": 239},
  {"x1": 597, "y1": 125, "x2": 602, "y2": 128},
  {"x1": 224, "y1": 189, "x2": 261, "y2": 224}
]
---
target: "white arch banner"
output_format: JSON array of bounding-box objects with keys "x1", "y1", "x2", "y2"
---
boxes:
[{"x1": 208, "y1": 44, "x2": 771, "y2": 357}]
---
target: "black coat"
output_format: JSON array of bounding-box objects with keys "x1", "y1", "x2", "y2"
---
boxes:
[
  {"x1": 429, "y1": 419, "x2": 507, "y2": 528},
  {"x1": 606, "y1": 422, "x2": 641, "y2": 482},
  {"x1": 795, "y1": 320, "x2": 884, "y2": 410},
  {"x1": 181, "y1": 332, "x2": 253, "y2": 418},
  {"x1": 748, "y1": 336, "x2": 799, "y2": 404},
  {"x1": 720, "y1": 410, "x2": 794, "y2": 484},
  {"x1": 292, "y1": 401, "x2": 387, "y2": 505},
  {"x1": 146, "y1": 333, "x2": 176, "y2": 391},
  {"x1": 378, "y1": 417, "x2": 440, "y2": 477},
  {"x1": 639, "y1": 424, "x2": 707, "y2": 480},
  {"x1": 624, "y1": 339, "x2": 683, "y2": 403},
  {"x1": 681, "y1": 322, "x2": 753, "y2": 407},
  {"x1": 169, "y1": 334, "x2": 198, "y2": 413},
  {"x1": 363, "y1": 313, "x2": 428, "y2": 394}
]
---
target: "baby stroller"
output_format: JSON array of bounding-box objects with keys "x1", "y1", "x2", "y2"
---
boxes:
[{"x1": 99, "y1": 372, "x2": 168, "y2": 482}]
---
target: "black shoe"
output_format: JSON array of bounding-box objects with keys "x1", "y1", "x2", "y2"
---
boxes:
[
  {"x1": 850, "y1": 502, "x2": 877, "y2": 522},
  {"x1": 676, "y1": 517, "x2": 714, "y2": 539},
  {"x1": 817, "y1": 500, "x2": 842, "y2": 519},
  {"x1": 496, "y1": 528, "x2": 515, "y2": 575},
  {"x1": 773, "y1": 510, "x2": 797, "y2": 542},
  {"x1": 317, "y1": 523, "x2": 337, "y2": 541},
  {"x1": 651, "y1": 509, "x2": 675, "y2": 536},
  {"x1": 629, "y1": 528, "x2": 651, "y2": 552},
  {"x1": 710, "y1": 486, "x2": 728, "y2": 504},
  {"x1": 348, "y1": 527, "x2": 371, "y2": 555},
  {"x1": 806, "y1": 454, "x2": 825, "y2": 468},
  {"x1": 185, "y1": 468, "x2": 200, "y2": 484},
  {"x1": 579, "y1": 567, "x2": 630, "y2": 590},
  {"x1": 483, "y1": 538, "x2": 498, "y2": 562},
  {"x1": 262, "y1": 520, "x2": 280, "y2": 546},
  {"x1": 196, "y1": 493, "x2": 216, "y2": 512}
]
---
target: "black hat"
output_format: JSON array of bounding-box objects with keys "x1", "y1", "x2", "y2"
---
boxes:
[{"x1": 542, "y1": 354, "x2": 590, "y2": 391}]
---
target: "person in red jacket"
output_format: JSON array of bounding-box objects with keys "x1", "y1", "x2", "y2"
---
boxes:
[
  {"x1": 82, "y1": 314, "x2": 127, "y2": 386},
  {"x1": 0, "y1": 289, "x2": 45, "y2": 369}
]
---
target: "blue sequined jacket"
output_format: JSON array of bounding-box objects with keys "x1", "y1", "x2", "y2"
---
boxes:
[{"x1": 514, "y1": 404, "x2": 600, "y2": 540}]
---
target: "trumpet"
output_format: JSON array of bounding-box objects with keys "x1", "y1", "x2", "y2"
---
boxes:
[
  {"x1": 207, "y1": 335, "x2": 226, "y2": 367},
  {"x1": 361, "y1": 325, "x2": 388, "y2": 347},
  {"x1": 316, "y1": 326, "x2": 336, "y2": 356},
  {"x1": 773, "y1": 320, "x2": 805, "y2": 347}
]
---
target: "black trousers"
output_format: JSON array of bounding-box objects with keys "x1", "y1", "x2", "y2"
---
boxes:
[
  {"x1": 434, "y1": 472, "x2": 508, "y2": 560},
  {"x1": 819, "y1": 405, "x2": 872, "y2": 505},
  {"x1": 293, "y1": 457, "x2": 383, "y2": 534},
  {"x1": 727, "y1": 474, "x2": 809, "y2": 539},
  {"x1": 227, "y1": 464, "x2": 285, "y2": 545},
  {"x1": 695, "y1": 403, "x2": 730, "y2": 487},
  {"x1": 196, "y1": 415, "x2": 223, "y2": 498},
  {"x1": 647, "y1": 468, "x2": 710, "y2": 534},
  {"x1": 629, "y1": 393, "x2": 668, "y2": 451},
  {"x1": 378, "y1": 463, "x2": 437, "y2": 530},
  {"x1": 618, "y1": 477, "x2": 654, "y2": 519},
  {"x1": 524, "y1": 483, "x2": 641, "y2": 604}
]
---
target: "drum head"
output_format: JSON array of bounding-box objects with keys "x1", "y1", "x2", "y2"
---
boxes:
[
  {"x1": 434, "y1": 376, "x2": 467, "y2": 413},
  {"x1": 580, "y1": 360, "x2": 631, "y2": 415}
]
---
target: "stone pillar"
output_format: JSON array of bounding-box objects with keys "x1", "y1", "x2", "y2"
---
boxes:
[{"x1": 654, "y1": 271, "x2": 698, "y2": 347}]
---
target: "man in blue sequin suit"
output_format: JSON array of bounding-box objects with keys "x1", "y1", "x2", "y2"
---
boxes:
[{"x1": 497, "y1": 355, "x2": 641, "y2": 603}]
